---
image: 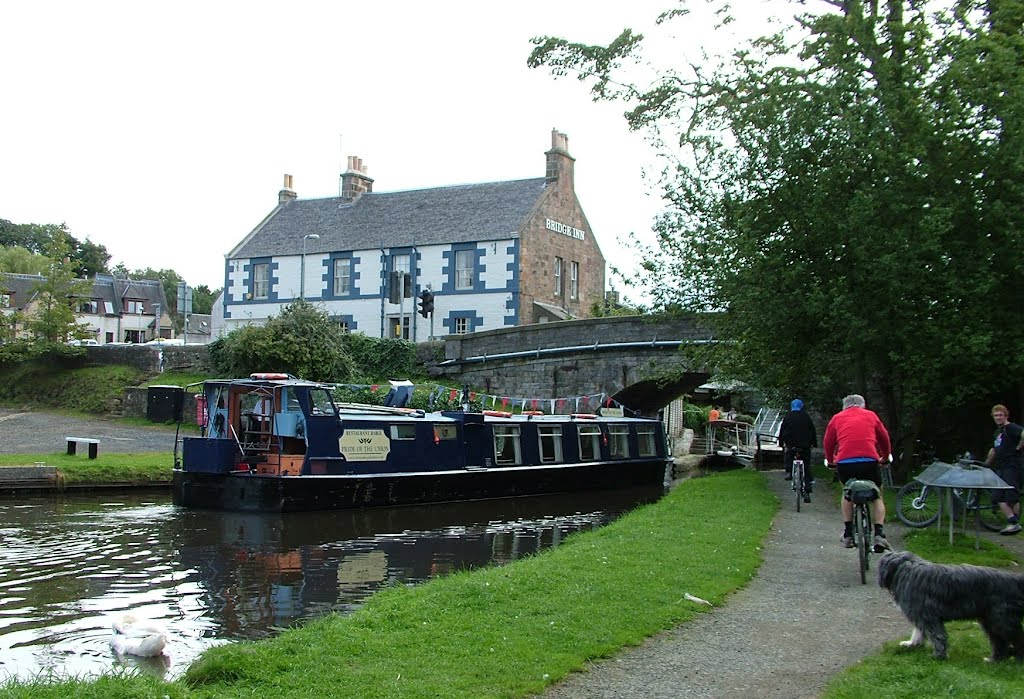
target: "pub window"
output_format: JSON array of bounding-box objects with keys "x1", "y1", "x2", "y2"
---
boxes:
[
  {"x1": 554, "y1": 257, "x2": 563, "y2": 297},
  {"x1": 578, "y1": 424, "x2": 601, "y2": 461},
  {"x1": 538, "y1": 425, "x2": 563, "y2": 463},
  {"x1": 388, "y1": 315, "x2": 410, "y2": 340},
  {"x1": 454, "y1": 317, "x2": 469, "y2": 335},
  {"x1": 333, "y1": 258, "x2": 352, "y2": 295},
  {"x1": 253, "y1": 263, "x2": 270, "y2": 300},
  {"x1": 392, "y1": 253, "x2": 411, "y2": 276},
  {"x1": 570, "y1": 261, "x2": 579, "y2": 300},
  {"x1": 455, "y1": 249, "x2": 475, "y2": 290},
  {"x1": 493, "y1": 425, "x2": 522, "y2": 465},
  {"x1": 609, "y1": 424, "x2": 630, "y2": 459},
  {"x1": 337, "y1": 319, "x2": 350, "y2": 333}
]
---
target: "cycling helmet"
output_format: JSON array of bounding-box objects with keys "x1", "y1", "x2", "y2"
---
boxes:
[{"x1": 790, "y1": 399, "x2": 804, "y2": 411}]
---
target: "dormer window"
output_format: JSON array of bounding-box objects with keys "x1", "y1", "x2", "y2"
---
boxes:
[
  {"x1": 78, "y1": 299, "x2": 99, "y2": 314},
  {"x1": 0, "y1": 293, "x2": 11, "y2": 309},
  {"x1": 125, "y1": 299, "x2": 146, "y2": 314}
]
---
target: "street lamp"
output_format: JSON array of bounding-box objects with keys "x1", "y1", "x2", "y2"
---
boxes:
[{"x1": 300, "y1": 234, "x2": 320, "y2": 301}]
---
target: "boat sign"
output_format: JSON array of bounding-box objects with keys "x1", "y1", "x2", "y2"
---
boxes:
[{"x1": 339, "y1": 430, "x2": 391, "y2": 461}]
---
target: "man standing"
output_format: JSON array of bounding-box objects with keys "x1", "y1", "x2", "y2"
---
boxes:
[
  {"x1": 823, "y1": 394, "x2": 893, "y2": 551},
  {"x1": 986, "y1": 404, "x2": 1024, "y2": 535},
  {"x1": 779, "y1": 398, "x2": 817, "y2": 503}
]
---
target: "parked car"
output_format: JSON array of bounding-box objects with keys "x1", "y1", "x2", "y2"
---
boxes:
[{"x1": 67, "y1": 339, "x2": 100, "y2": 346}]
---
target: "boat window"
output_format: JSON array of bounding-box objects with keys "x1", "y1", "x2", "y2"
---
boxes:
[
  {"x1": 434, "y1": 424, "x2": 458, "y2": 441},
  {"x1": 637, "y1": 425, "x2": 658, "y2": 456},
  {"x1": 538, "y1": 425, "x2": 563, "y2": 463},
  {"x1": 390, "y1": 424, "x2": 417, "y2": 440},
  {"x1": 578, "y1": 424, "x2": 601, "y2": 461},
  {"x1": 493, "y1": 425, "x2": 522, "y2": 465},
  {"x1": 309, "y1": 388, "x2": 337, "y2": 416},
  {"x1": 609, "y1": 424, "x2": 630, "y2": 459}
]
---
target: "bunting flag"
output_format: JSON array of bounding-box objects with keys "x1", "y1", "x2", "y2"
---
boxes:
[
  {"x1": 449, "y1": 389, "x2": 458, "y2": 400},
  {"x1": 370, "y1": 385, "x2": 379, "y2": 392},
  {"x1": 501, "y1": 397, "x2": 509, "y2": 408}
]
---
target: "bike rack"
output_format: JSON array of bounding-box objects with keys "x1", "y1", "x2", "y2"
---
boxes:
[{"x1": 912, "y1": 461, "x2": 1014, "y2": 548}]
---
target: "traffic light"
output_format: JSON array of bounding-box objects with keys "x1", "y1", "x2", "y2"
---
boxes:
[{"x1": 418, "y1": 290, "x2": 434, "y2": 318}]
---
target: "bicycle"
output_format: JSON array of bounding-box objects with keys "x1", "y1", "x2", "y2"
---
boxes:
[
  {"x1": 786, "y1": 447, "x2": 811, "y2": 512},
  {"x1": 844, "y1": 478, "x2": 881, "y2": 585},
  {"x1": 895, "y1": 456, "x2": 1004, "y2": 532}
]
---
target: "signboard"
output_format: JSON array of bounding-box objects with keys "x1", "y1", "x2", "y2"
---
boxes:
[
  {"x1": 338, "y1": 429, "x2": 391, "y2": 462},
  {"x1": 599, "y1": 407, "x2": 624, "y2": 418}
]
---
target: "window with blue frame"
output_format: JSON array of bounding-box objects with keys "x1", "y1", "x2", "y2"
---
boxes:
[
  {"x1": 455, "y1": 249, "x2": 475, "y2": 290},
  {"x1": 333, "y1": 258, "x2": 352, "y2": 295}
]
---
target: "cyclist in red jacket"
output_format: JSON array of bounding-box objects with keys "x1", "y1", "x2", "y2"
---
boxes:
[{"x1": 823, "y1": 394, "x2": 893, "y2": 552}]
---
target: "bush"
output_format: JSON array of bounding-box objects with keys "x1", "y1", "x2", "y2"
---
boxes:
[
  {"x1": 341, "y1": 333, "x2": 417, "y2": 380},
  {"x1": 208, "y1": 301, "x2": 355, "y2": 382}
]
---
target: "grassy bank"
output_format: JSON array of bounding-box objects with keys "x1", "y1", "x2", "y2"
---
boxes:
[
  {"x1": 0, "y1": 469, "x2": 776, "y2": 699},
  {"x1": 0, "y1": 364, "x2": 146, "y2": 413},
  {"x1": 822, "y1": 529, "x2": 1024, "y2": 699},
  {"x1": 0, "y1": 452, "x2": 172, "y2": 484}
]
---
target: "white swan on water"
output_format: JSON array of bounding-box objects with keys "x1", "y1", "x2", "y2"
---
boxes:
[{"x1": 109, "y1": 614, "x2": 168, "y2": 657}]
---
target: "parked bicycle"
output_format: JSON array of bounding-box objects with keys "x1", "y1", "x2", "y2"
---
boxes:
[
  {"x1": 895, "y1": 456, "x2": 1004, "y2": 532},
  {"x1": 844, "y1": 478, "x2": 880, "y2": 584}
]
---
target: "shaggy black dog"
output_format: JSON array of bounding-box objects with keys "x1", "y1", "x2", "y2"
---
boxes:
[{"x1": 878, "y1": 550, "x2": 1024, "y2": 661}]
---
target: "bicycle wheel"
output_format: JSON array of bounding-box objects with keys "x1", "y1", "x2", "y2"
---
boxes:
[
  {"x1": 857, "y1": 504, "x2": 869, "y2": 584},
  {"x1": 966, "y1": 489, "x2": 1004, "y2": 532},
  {"x1": 794, "y1": 460, "x2": 803, "y2": 512},
  {"x1": 895, "y1": 482, "x2": 940, "y2": 528}
]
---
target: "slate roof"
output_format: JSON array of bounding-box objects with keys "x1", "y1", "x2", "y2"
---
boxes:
[
  {"x1": 92, "y1": 274, "x2": 166, "y2": 315},
  {"x1": 0, "y1": 273, "x2": 43, "y2": 310},
  {"x1": 232, "y1": 177, "x2": 550, "y2": 259}
]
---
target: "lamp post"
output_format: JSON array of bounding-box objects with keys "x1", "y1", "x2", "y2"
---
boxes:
[{"x1": 301, "y1": 234, "x2": 320, "y2": 301}]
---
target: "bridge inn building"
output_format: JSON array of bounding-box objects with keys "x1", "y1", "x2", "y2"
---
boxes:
[{"x1": 221, "y1": 130, "x2": 607, "y2": 340}]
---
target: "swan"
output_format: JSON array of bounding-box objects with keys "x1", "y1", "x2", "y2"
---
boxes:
[{"x1": 109, "y1": 613, "x2": 169, "y2": 657}]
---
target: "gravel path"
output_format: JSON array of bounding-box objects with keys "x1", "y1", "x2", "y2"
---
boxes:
[
  {"x1": 0, "y1": 408, "x2": 178, "y2": 455},
  {"x1": 544, "y1": 470, "x2": 911, "y2": 699}
]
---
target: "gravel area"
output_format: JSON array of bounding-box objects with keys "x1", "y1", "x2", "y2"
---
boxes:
[
  {"x1": 544, "y1": 470, "x2": 911, "y2": 699},
  {"x1": 0, "y1": 408, "x2": 179, "y2": 455}
]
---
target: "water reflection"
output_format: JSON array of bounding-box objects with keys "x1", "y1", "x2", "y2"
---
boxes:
[{"x1": 0, "y1": 486, "x2": 663, "y2": 681}]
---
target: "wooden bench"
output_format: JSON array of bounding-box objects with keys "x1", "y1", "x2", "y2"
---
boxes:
[{"x1": 66, "y1": 437, "x2": 100, "y2": 459}]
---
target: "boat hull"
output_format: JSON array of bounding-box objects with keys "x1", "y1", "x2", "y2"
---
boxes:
[{"x1": 172, "y1": 460, "x2": 671, "y2": 513}]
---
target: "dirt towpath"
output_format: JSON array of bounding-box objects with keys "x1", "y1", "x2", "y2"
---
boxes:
[{"x1": 544, "y1": 470, "x2": 910, "y2": 699}]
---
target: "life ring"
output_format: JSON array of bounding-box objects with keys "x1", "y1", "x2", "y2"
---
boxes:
[
  {"x1": 571, "y1": 413, "x2": 598, "y2": 419},
  {"x1": 521, "y1": 410, "x2": 544, "y2": 416},
  {"x1": 250, "y1": 373, "x2": 289, "y2": 380},
  {"x1": 483, "y1": 410, "x2": 512, "y2": 418}
]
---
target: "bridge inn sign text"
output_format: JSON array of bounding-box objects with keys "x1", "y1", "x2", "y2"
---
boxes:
[{"x1": 222, "y1": 130, "x2": 607, "y2": 340}]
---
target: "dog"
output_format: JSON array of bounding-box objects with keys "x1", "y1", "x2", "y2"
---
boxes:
[{"x1": 877, "y1": 550, "x2": 1024, "y2": 661}]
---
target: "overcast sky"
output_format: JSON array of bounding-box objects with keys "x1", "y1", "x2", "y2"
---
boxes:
[{"x1": 1, "y1": 1, "x2": 785, "y2": 295}]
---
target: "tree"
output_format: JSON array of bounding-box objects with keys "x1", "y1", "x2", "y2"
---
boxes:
[
  {"x1": 191, "y1": 284, "x2": 218, "y2": 315},
  {"x1": 208, "y1": 300, "x2": 355, "y2": 382},
  {"x1": 23, "y1": 240, "x2": 95, "y2": 343},
  {"x1": 530, "y1": 1, "x2": 1024, "y2": 472},
  {"x1": 0, "y1": 246, "x2": 51, "y2": 275}
]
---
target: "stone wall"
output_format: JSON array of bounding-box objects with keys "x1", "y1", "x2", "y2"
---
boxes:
[{"x1": 83, "y1": 344, "x2": 212, "y2": 374}]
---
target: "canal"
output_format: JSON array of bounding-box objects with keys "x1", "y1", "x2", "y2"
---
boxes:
[{"x1": 0, "y1": 486, "x2": 664, "y2": 682}]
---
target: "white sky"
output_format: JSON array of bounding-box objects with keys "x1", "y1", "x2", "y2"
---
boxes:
[{"x1": 0, "y1": 1, "x2": 786, "y2": 294}]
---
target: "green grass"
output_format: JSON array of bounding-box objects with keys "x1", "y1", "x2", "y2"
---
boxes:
[
  {"x1": 0, "y1": 469, "x2": 776, "y2": 698},
  {"x1": 0, "y1": 364, "x2": 144, "y2": 413},
  {"x1": 0, "y1": 452, "x2": 172, "y2": 484},
  {"x1": 140, "y1": 371, "x2": 213, "y2": 388},
  {"x1": 821, "y1": 529, "x2": 1024, "y2": 699}
]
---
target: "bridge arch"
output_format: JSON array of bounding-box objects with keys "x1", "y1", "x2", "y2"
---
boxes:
[{"x1": 435, "y1": 316, "x2": 715, "y2": 414}]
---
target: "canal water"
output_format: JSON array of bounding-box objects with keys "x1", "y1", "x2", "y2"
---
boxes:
[{"x1": 0, "y1": 486, "x2": 664, "y2": 682}]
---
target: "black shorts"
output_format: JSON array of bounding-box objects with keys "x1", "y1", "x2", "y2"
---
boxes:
[
  {"x1": 836, "y1": 461, "x2": 882, "y2": 488},
  {"x1": 992, "y1": 464, "x2": 1022, "y2": 505}
]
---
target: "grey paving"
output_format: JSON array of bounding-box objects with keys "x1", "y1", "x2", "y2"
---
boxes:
[{"x1": 0, "y1": 408, "x2": 178, "y2": 455}]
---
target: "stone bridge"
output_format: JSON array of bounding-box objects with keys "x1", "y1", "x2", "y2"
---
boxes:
[{"x1": 434, "y1": 315, "x2": 716, "y2": 414}]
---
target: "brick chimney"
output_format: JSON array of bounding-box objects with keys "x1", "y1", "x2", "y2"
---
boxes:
[
  {"x1": 279, "y1": 174, "x2": 297, "y2": 204},
  {"x1": 340, "y1": 156, "x2": 374, "y2": 203},
  {"x1": 545, "y1": 129, "x2": 575, "y2": 190}
]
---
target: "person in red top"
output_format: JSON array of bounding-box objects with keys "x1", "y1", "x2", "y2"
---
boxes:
[{"x1": 824, "y1": 394, "x2": 893, "y2": 552}]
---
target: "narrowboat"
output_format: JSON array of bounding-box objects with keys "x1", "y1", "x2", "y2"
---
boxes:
[{"x1": 172, "y1": 374, "x2": 672, "y2": 513}]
